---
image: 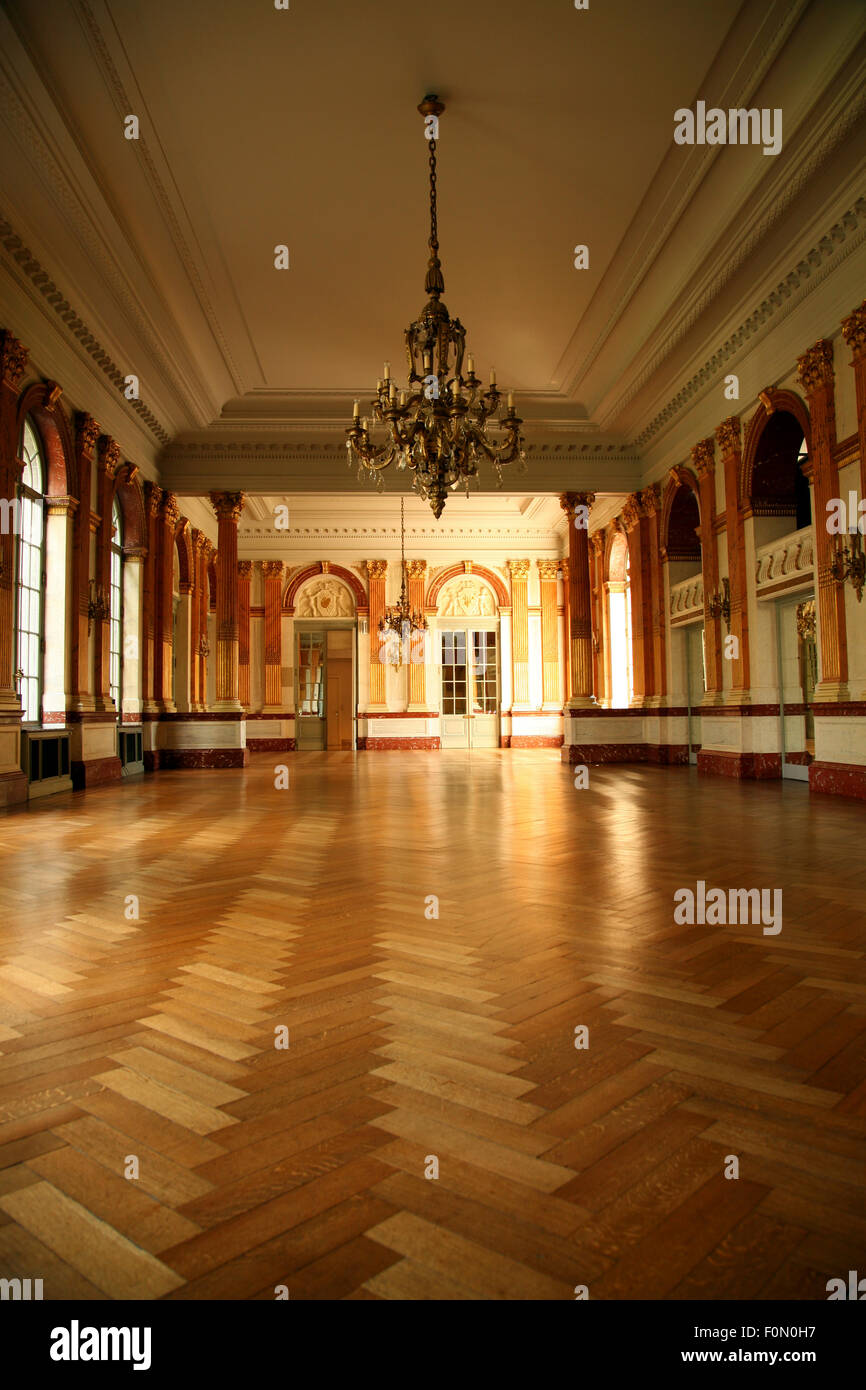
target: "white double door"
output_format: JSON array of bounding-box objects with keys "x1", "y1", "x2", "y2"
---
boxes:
[{"x1": 440, "y1": 627, "x2": 500, "y2": 749}]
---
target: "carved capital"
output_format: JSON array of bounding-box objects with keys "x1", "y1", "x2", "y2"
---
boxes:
[
  {"x1": 714, "y1": 417, "x2": 741, "y2": 458},
  {"x1": 366, "y1": 559, "x2": 388, "y2": 580},
  {"x1": 161, "y1": 492, "x2": 180, "y2": 528},
  {"x1": 42, "y1": 380, "x2": 63, "y2": 412},
  {"x1": 75, "y1": 412, "x2": 101, "y2": 457},
  {"x1": 507, "y1": 559, "x2": 530, "y2": 580},
  {"x1": 621, "y1": 493, "x2": 643, "y2": 533},
  {"x1": 405, "y1": 558, "x2": 427, "y2": 579},
  {"x1": 797, "y1": 339, "x2": 834, "y2": 395},
  {"x1": 0, "y1": 330, "x2": 28, "y2": 390},
  {"x1": 640, "y1": 482, "x2": 661, "y2": 517},
  {"x1": 589, "y1": 533, "x2": 604, "y2": 558},
  {"x1": 262, "y1": 560, "x2": 284, "y2": 577},
  {"x1": 97, "y1": 435, "x2": 122, "y2": 478},
  {"x1": 841, "y1": 302, "x2": 866, "y2": 360},
  {"x1": 690, "y1": 438, "x2": 715, "y2": 478},
  {"x1": 537, "y1": 558, "x2": 560, "y2": 580},
  {"x1": 559, "y1": 491, "x2": 595, "y2": 520},
  {"x1": 238, "y1": 560, "x2": 253, "y2": 579},
  {"x1": 210, "y1": 490, "x2": 245, "y2": 523},
  {"x1": 144, "y1": 481, "x2": 163, "y2": 517}
]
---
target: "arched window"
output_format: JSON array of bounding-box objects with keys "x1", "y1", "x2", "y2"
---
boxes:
[
  {"x1": 110, "y1": 497, "x2": 123, "y2": 712},
  {"x1": 608, "y1": 532, "x2": 632, "y2": 708},
  {"x1": 16, "y1": 417, "x2": 45, "y2": 724}
]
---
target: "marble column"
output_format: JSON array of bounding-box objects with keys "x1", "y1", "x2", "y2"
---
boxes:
[
  {"x1": 559, "y1": 491, "x2": 596, "y2": 707},
  {"x1": 715, "y1": 417, "x2": 750, "y2": 702},
  {"x1": 366, "y1": 559, "x2": 387, "y2": 709},
  {"x1": 642, "y1": 484, "x2": 666, "y2": 702},
  {"x1": 798, "y1": 340, "x2": 848, "y2": 701},
  {"x1": 691, "y1": 439, "x2": 722, "y2": 701},
  {"x1": 69, "y1": 413, "x2": 101, "y2": 712},
  {"x1": 121, "y1": 553, "x2": 143, "y2": 720},
  {"x1": 622, "y1": 493, "x2": 651, "y2": 705},
  {"x1": 841, "y1": 301, "x2": 866, "y2": 508},
  {"x1": 406, "y1": 558, "x2": 427, "y2": 710},
  {"x1": 507, "y1": 559, "x2": 530, "y2": 708},
  {"x1": 0, "y1": 332, "x2": 28, "y2": 804},
  {"x1": 210, "y1": 492, "x2": 245, "y2": 711},
  {"x1": 537, "y1": 559, "x2": 560, "y2": 709},
  {"x1": 93, "y1": 437, "x2": 122, "y2": 710},
  {"x1": 238, "y1": 560, "x2": 252, "y2": 708},
  {"x1": 141, "y1": 482, "x2": 162, "y2": 714},
  {"x1": 262, "y1": 561, "x2": 284, "y2": 711},
  {"x1": 199, "y1": 539, "x2": 214, "y2": 711},
  {"x1": 155, "y1": 492, "x2": 179, "y2": 712}
]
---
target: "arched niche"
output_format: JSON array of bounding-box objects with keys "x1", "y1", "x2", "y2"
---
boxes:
[
  {"x1": 294, "y1": 574, "x2": 356, "y2": 619},
  {"x1": 111, "y1": 465, "x2": 147, "y2": 555},
  {"x1": 16, "y1": 381, "x2": 77, "y2": 498},
  {"x1": 283, "y1": 562, "x2": 367, "y2": 615},
  {"x1": 662, "y1": 467, "x2": 702, "y2": 581},
  {"x1": 426, "y1": 563, "x2": 509, "y2": 611},
  {"x1": 741, "y1": 391, "x2": 812, "y2": 545}
]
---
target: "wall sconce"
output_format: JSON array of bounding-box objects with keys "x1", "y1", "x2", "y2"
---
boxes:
[
  {"x1": 829, "y1": 530, "x2": 865, "y2": 602},
  {"x1": 87, "y1": 581, "x2": 110, "y2": 631},
  {"x1": 707, "y1": 576, "x2": 731, "y2": 631}
]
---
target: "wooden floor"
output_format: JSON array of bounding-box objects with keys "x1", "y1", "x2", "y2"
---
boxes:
[{"x1": 0, "y1": 751, "x2": 864, "y2": 1301}]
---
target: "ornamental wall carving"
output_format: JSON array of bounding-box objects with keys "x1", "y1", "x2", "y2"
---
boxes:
[
  {"x1": 295, "y1": 577, "x2": 355, "y2": 618},
  {"x1": 438, "y1": 577, "x2": 497, "y2": 618}
]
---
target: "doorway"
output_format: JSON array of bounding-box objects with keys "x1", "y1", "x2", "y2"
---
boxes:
[
  {"x1": 684, "y1": 623, "x2": 705, "y2": 765},
  {"x1": 296, "y1": 626, "x2": 356, "y2": 750},
  {"x1": 440, "y1": 628, "x2": 500, "y2": 749}
]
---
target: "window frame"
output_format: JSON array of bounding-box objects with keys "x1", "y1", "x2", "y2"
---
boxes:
[{"x1": 15, "y1": 417, "x2": 46, "y2": 727}]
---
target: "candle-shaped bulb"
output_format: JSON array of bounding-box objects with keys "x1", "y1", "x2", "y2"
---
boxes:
[
  {"x1": 490, "y1": 367, "x2": 496, "y2": 386},
  {"x1": 467, "y1": 354, "x2": 475, "y2": 374},
  {"x1": 353, "y1": 400, "x2": 360, "y2": 418},
  {"x1": 384, "y1": 361, "x2": 391, "y2": 380},
  {"x1": 400, "y1": 390, "x2": 406, "y2": 406},
  {"x1": 507, "y1": 391, "x2": 514, "y2": 410},
  {"x1": 389, "y1": 381, "x2": 396, "y2": 399}
]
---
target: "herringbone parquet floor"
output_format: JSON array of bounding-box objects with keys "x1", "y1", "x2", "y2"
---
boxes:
[{"x1": 0, "y1": 751, "x2": 864, "y2": 1300}]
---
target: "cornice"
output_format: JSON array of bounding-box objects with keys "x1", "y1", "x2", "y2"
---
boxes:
[
  {"x1": 602, "y1": 55, "x2": 866, "y2": 430},
  {"x1": 631, "y1": 195, "x2": 866, "y2": 449},
  {"x1": 0, "y1": 211, "x2": 172, "y2": 445}
]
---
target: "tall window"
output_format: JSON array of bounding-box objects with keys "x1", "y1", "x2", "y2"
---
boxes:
[
  {"x1": 109, "y1": 497, "x2": 123, "y2": 712},
  {"x1": 17, "y1": 418, "x2": 45, "y2": 724}
]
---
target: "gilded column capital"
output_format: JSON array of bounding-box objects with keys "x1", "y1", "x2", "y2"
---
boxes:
[
  {"x1": 262, "y1": 560, "x2": 284, "y2": 577},
  {"x1": 841, "y1": 302, "x2": 866, "y2": 359},
  {"x1": 160, "y1": 492, "x2": 181, "y2": 528},
  {"x1": 44, "y1": 495, "x2": 79, "y2": 516},
  {"x1": 97, "y1": 436, "x2": 122, "y2": 477},
  {"x1": 537, "y1": 558, "x2": 560, "y2": 580},
  {"x1": 366, "y1": 559, "x2": 388, "y2": 579},
  {"x1": 75, "y1": 412, "x2": 102, "y2": 457},
  {"x1": 797, "y1": 340, "x2": 834, "y2": 395},
  {"x1": 144, "y1": 481, "x2": 163, "y2": 517},
  {"x1": 238, "y1": 560, "x2": 253, "y2": 579},
  {"x1": 507, "y1": 559, "x2": 530, "y2": 579},
  {"x1": 621, "y1": 494, "x2": 643, "y2": 532},
  {"x1": 405, "y1": 559, "x2": 427, "y2": 579},
  {"x1": 559, "y1": 491, "x2": 596, "y2": 520},
  {"x1": 210, "y1": 490, "x2": 245, "y2": 522},
  {"x1": 689, "y1": 439, "x2": 715, "y2": 478},
  {"x1": 714, "y1": 417, "x2": 741, "y2": 458},
  {"x1": 640, "y1": 482, "x2": 662, "y2": 516},
  {"x1": 589, "y1": 533, "x2": 604, "y2": 558},
  {"x1": 42, "y1": 380, "x2": 63, "y2": 412},
  {"x1": 0, "y1": 330, "x2": 28, "y2": 390}
]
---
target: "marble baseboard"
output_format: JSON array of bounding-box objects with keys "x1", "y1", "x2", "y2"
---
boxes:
[
  {"x1": 363, "y1": 737, "x2": 441, "y2": 750},
  {"x1": 698, "y1": 750, "x2": 782, "y2": 779},
  {"x1": 71, "y1": 755, "x2": 122, "y2": 790},
  {"x1": 809, "y1": 760, "x2": 866, "y2": 800},
  {"x1": 247, "y1": 738, "x2": 296, "y2": 752}
]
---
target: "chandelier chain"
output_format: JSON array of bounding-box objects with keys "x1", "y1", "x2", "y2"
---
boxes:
[{"x1": 428, "y1": 138, "x2": 438, "y2": 253}]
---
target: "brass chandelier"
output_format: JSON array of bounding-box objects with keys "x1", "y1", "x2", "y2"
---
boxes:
[
  {"x1": 346, "y1": 95, "x2": 526, "y2": 520},
  {"x1": 379, "y1": 496, "x2": 427, "y2": 665}
]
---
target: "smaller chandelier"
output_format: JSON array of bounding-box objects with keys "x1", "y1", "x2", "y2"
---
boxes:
[
  {"x1": 347, "y1": 96, "x2": 526, "y2": 520},
  {"x1": 379, "y1": 497, "x2": 428, "y2": 666},
  {"x1": 829, "y1": 529, "x2": 865, "y2": 602}
]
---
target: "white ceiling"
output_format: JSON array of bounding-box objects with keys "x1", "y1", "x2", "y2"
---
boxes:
[{"x1": 1, "y1": 0, "x2": 864, "y2": 496}]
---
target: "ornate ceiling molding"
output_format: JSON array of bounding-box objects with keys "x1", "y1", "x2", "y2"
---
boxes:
[
  {"x1": 632, "y1": 196, "x2": 866, "y2": 449},
  {"x1": 605, "y1": 78, "x2": 866, "y2": 430},
  {"x1": 0, "y1": 211, "x2": 172, "y2": 445}
]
